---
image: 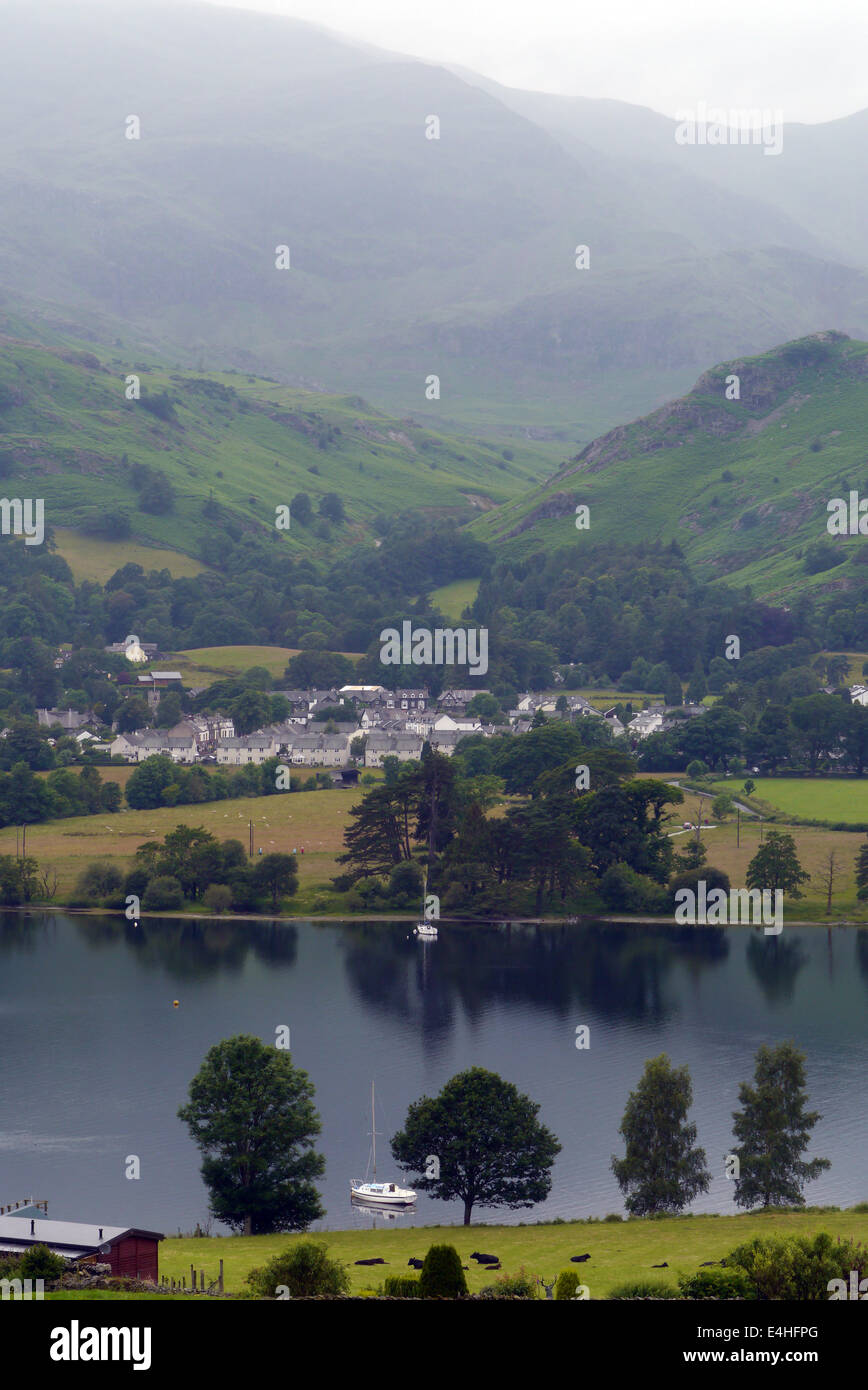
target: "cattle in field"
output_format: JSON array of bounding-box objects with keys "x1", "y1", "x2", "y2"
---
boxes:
[
  {"x1": 570, "y1": 1253, "x2": 591, "y2": 1263},
  {"x1": 471, "y1": 1252, "x2": 499, "y2": 1265},
  {"x1": 355, "y1": 1257, "x2": 387, "y2": 1265},
  {"x1": 408, "y1": 1258, "x2": 424, "y2": 1269}
]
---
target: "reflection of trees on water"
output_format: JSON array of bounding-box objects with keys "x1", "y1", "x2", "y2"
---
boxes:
[
  {"x1": 338, "y1": 922, "x2": 454, "y2": 1035},
  {"x1": 0, "y1": 912, "x2": 60, "y2": 956},
  {"x1": 337, "y1": 920, "x2": 730, "y2": 1038},
  {"x1": 69, "y1": 913, "x2": 298, "y2": 981},
  {"x1": 856, "y1": 930, "x2": 868, "y2": 990},
  {"x1": 745, "y1": 931, "x2": 807, "y2": 1004}
]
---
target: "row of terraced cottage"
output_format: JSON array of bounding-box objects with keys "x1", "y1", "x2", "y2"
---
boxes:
[{"x1": 101, "y1": 686, "x2": 642, "y2": 770}]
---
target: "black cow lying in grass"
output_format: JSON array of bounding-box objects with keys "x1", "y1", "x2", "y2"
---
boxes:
[
  {"x1": 407, "y1": 1258, "x2": 424, "y2": 1269},
  {"x1": 651, "y1": 1262, "x2": 668, "y2": 1268},
  {"x1": 471, "y1": 1252, "x2": 499, "y2": 1265},
  {"x1": 355, "y1": 1257, "x2": 387, "y2": 1265},
  {"x1": 570, "y1": 1253, "x2": 591, "y2": 1263}
]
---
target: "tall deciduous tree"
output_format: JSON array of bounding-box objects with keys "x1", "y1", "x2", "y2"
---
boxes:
[
  {"x1": 178, "y1": 1035, "x2": 325, "y2": 1235},
  {"x1": 730, "y1": 1042, "x2": 830, "y2": 1209},
  {"x1": 252, "y1": 852, "x2": 299, "y2": 910},
  {"x1": 390, "y1": 1067, "x2": 561, "y2": 1225},
  {"x1": 612, "y1": 1054, "x2": 710, "y2": 1215},
  {"x1": 746, "y1": 831, "x2": 809, "y2": 898}
]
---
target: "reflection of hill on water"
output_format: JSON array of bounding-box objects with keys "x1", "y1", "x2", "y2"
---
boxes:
[
  {"x1": 337, "y1": 920, "x2": 731, "y2": 1036},
  {"x1": 68, "y1": 914, "x2": 298, "y2": 981}
]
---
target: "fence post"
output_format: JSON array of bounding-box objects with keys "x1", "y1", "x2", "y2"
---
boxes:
[{"x1": 219, "y1": 1259, "x2": 224, "y2": 1295}]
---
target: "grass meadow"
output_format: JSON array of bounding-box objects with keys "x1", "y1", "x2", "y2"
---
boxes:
[
  {"x1": 158, "y1": 1208, "x2": 868, "y2": 1298},
  {"x1": 710, "y1": 777, "x2": 868, "y2": 826},
  {"x1": 0, "y1": 787, "x2": 360, "y2": 904}
]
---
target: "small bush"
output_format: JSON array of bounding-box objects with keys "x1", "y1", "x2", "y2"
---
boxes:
[
  {"x1": 382, "y1": 1274, "x2": 422, "y2": 1298},
  {"x1": 419, "y1": 1244, "x2": 468, "y2": 1299},
  {"x1": 607, "y1": 1279, "x2": 681, "y2": 1299},
  {"x1": 477, "y1": 1267, "x2": 537, "y2": 1299},
  {"x1": 678, "y1": 1268, "x2": 754, "y2": 1300},
  {"x1": 555, "y1": 1269, "x2": 583, "y2": 1300},
  {"x1": 142, "y1": 875, "x2": 184, "y2": 911},
  {"x1": 603, "y1": 1212, "x2": 623, "y2": 1222},
  {"x1": 246, "y1": 1242, "x2": 350, "y2": 1299},
  {"x1": 18, "y1": 1244, "x2": 68, "y2": 1281},
  {"x1": 74, "y1": 861, "x2": 124, "y2": 904},
  {"x1": 202, "y1": 884, "x2": 232, "y2": 914},
  {"x1": 123, "y1": 868, "x2": 150, "y2": 899},
  {"x1": 725, "y1": 1231, "x2": 861, "y2": 1300}
]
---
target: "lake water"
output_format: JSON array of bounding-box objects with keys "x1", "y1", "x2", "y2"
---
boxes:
[{"x1": 1, "y1": 911, "x2": 866, "y2": 1235}]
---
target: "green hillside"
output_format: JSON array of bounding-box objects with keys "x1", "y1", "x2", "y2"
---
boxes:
[
  {"x1": 474, "y1": 332, "x2": 868, "y2": 599},
  {"x1": 0, "y1": 326, "x2": 556, "y2": 572}
]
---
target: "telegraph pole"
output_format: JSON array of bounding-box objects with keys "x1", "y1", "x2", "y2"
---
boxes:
[{"x1": 249, "y1": 819, "x2": 254, "y2": 857}]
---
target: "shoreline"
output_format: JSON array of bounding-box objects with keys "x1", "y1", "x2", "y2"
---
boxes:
[{"x1": 10, "y1": 905, "x2": 868, "y2": 928}]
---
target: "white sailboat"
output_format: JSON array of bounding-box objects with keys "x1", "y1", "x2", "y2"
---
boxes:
[
  {"x1": 412, "y1": 867, "x2": 438, "y2": 938},
  {"x1": 350, "y1": 1081, "x2": 417, "y2": 1207}
]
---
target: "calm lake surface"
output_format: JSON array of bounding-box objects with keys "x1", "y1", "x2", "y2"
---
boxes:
[{"x1": 1, "y1": 911, "x2": 866, "y2": 1235}]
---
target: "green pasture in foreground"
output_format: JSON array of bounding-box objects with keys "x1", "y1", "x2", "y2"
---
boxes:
[
  {"x1": 160, "y1": 1208, "x2": 868, "y2": 1297},
  {"x1": 711, "y1": 777, "x2": 868, "y2": 825}
]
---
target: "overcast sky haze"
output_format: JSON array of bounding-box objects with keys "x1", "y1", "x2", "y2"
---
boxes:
[{"x1": 193, "y1": 0, "x2": 868, "y2": 124}]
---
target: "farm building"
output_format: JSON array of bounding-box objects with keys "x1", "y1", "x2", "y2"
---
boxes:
[{"x1": 0, "y1": 1205, "x2": 164, "y2": 1281}]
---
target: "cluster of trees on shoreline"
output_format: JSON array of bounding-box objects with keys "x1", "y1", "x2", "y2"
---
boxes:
[
  {"x1": 334, "y1": 736, "x2": 824, "y2": 917},
  {"x1": 70, "y1": 826, "x2": 299, "y2": 914}
]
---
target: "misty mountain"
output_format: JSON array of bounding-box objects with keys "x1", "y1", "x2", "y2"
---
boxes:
[{"x1": 1, "y1": 0, "x2": 867, "y2": 437}]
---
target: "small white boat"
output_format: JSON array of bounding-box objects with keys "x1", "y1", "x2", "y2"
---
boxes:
[
  {"x1": 350, "y1": 1180, "x2": 417, "y2": 1206},
  {"x1": 350, "y1": 1081, "x2": 417, "y2": 1206},
  {"x1": 412, "y1": 868, "x2": 438, "y2": 938}
]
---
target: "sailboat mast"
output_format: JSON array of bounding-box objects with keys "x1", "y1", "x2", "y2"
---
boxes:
[{"x1": 371, "y1": 1079, "x2": 376, "y2": 1175}]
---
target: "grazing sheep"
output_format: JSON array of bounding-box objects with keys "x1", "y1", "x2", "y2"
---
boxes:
[
  {"x1": 570, "y1": 1253, "x2": 591, "y2": 1263},
  {"x1": 471, "y1": 1252, "x2": 499, "y2": 1265},
  {"x1": 355, "y1": 1257, "x2": 387, "y2": 1265}
]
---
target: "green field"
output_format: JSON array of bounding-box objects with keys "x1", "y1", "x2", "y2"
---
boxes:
[
  {"x1": 711, "y1": 777, "x2": 868, "y2": 826},
  {"x1": 52, "y1": 529, "x2": 209, "y2": 584},
  {"x1": 165, "y1": 645, "x2": 360, "y2": 685},
  {"x1": 9, "y1": 774, "x2": 868, "y2": 918},
  {"x1": 428, "y1": 578, "x2": 480, "y2": 621},
  {"x1": 158, "y1": 1208, "x2": 868, "y2": 1298},
  {"x1": 666, "y1": 786, "x2": 868, "y2": 916},
  {"x1": 0, "y1": 787, "x2": 359, "y2": 904}
]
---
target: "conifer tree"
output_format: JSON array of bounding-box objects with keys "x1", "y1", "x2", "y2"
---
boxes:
[{"x1": 730, "y1": 1042, "x2": 829, "y2": 1209}]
